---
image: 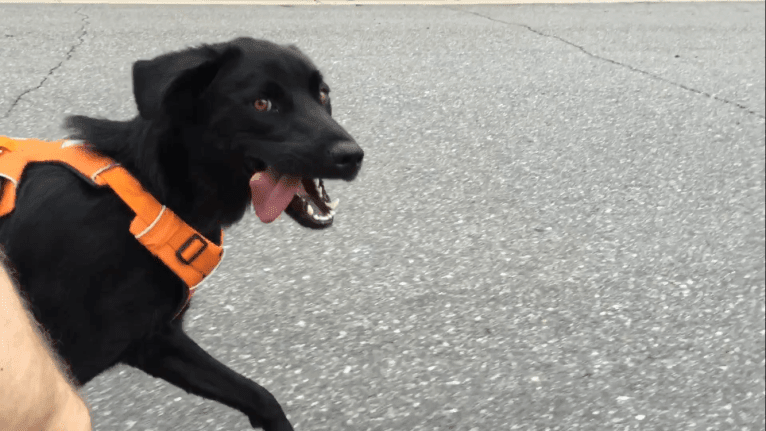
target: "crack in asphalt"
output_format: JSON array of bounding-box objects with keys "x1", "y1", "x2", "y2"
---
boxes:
[
  {"x1": 451, "y1": 7, "x2": 765, "y2": 120},
  {"x1": 2, "y1": 7, "x2": 90, "y2": 120}
]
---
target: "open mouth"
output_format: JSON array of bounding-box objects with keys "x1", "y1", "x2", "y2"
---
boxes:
[
  {"x1": 285, "y1": 177, "x2": 339, "y2": 228},
  {"x1": 249, "y1": 167, "x2": 339, "y2": 229}
]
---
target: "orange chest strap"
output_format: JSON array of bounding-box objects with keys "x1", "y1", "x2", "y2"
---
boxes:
[{"x1": 0, "y1": 136, "x2": 224, "y2": 318}]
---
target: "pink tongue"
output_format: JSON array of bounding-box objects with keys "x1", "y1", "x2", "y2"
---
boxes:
[{"x1": 250, "y1": 168, "x2": 302, "y2": 223}]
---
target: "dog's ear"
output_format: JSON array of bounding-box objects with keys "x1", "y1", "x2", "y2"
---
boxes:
[
  {"x1": 132, "y1": 45, "x2": 241, "y2": 119},
  {"x1": 285, "y1": 44, "x2": 316, "y2": 65},
  {"x1": 286, "y1": 44, "x2": 304, "y2": 55}
]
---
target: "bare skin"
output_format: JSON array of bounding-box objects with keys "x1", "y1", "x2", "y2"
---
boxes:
[{"x1": 0, "y1": 252, "x2": 92, "y2": 431}]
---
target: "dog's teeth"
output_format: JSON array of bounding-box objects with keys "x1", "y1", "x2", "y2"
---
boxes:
[
  {"x1": 307, "y1": 205, "x2": 314, "y2": 216},
  {"x1": 327, "y1": 198, "x2": 339, "y2": 210},
  {"x1": 329, "y1": 210, "x2": 336, "y2": 217}
]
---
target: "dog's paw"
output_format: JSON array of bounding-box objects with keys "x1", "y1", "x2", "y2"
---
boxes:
[{"x1": 249, "y1": 416, "x2": 295, "y2": 431}]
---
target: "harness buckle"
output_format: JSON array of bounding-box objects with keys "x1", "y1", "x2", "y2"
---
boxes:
[{"x1": 176, "y1": 233, "x2": 208, "y2": 265}]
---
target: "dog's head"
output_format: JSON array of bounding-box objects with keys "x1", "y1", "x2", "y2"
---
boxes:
[{"x1": 131, "y1": 37, "x2": 363, "y2": 229}]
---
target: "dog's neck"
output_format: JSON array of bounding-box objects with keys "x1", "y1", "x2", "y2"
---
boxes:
[{"x1": 68, "y1": 115, "x2": 251, "y2": 243}]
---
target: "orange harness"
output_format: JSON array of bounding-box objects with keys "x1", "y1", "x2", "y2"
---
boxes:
[{"x1": 0, "y1": 136, "x2": 224, "y2": 319}]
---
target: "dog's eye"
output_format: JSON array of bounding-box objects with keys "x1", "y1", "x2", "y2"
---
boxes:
[
  {"x1": 319, "y1": 90, "x2": 329, "y2": 105},
  {"x1": 254, "y1": 99, "x2": 274, "y2": 112}
]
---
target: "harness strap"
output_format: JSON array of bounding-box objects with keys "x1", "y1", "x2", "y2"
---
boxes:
[{"x1": 0, "y1": 136, "x2": 224, "y2": 318}]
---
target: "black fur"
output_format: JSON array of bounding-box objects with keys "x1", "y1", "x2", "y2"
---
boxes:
[{"x1": 0, "y1": 37, "x2": 363, "y2": 431}]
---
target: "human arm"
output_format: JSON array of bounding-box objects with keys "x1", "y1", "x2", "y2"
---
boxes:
[{"x1": 0, "y1": 256, "x2": 92, "y2": 431}]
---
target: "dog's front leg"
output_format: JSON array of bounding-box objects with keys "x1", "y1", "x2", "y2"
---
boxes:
[{"x1": 122, "y1": 321, "x2": 294, "y2": 431}]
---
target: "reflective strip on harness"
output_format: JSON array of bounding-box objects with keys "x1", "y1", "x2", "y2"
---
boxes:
[{"x1": 0, "y1": 136, "x2": 224, "y2": 318}]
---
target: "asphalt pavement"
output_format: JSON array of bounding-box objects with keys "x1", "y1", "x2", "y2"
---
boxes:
[{"x1": 0, "y1": 3, "x2": 764, "y2": 430}]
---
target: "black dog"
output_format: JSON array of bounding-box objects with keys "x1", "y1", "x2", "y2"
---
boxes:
[{"x1": 0, "y1": 37, "x2": 363, "y2": 431}]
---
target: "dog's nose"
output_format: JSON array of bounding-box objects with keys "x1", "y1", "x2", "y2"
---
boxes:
[{"x1": 328, "y1": 141, "x2": 364, "y2": 178}]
